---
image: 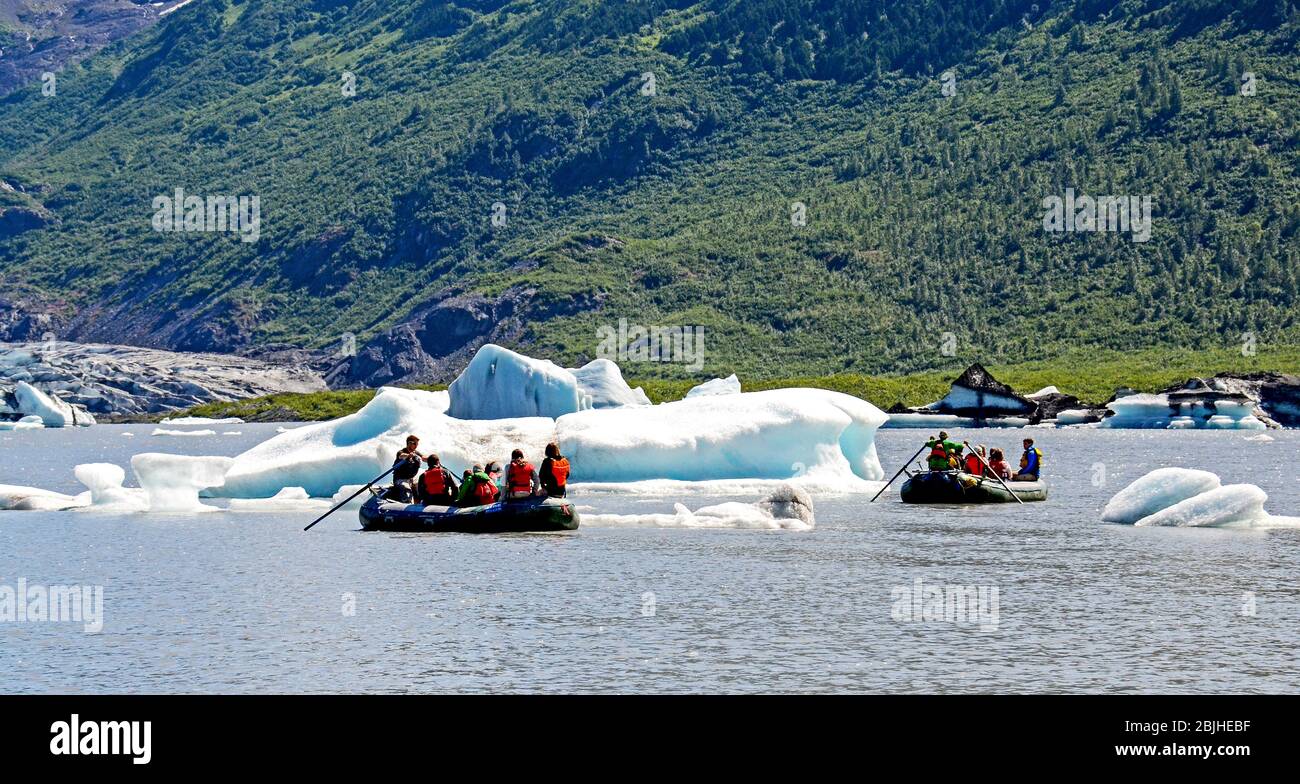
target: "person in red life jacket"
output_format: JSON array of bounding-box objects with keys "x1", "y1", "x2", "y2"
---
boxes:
[
  {"x1": 387, "y1": 434, "x2": 425, "y2": 502},
  {"x1": 987, "y1": 448, "x2": 1012, "y2": 479},
  {"x1": 504, "y1": 449, "x2": 540, "y2": 501},
  {"x1": 963, "y1": 445, "x2": 988, "y2": 476},
  {"x1": 417, "y1": 453, "x2": 458, "y2": 506},
  {"x1": 539, "y1": 442, "x2": 570, "y2": 498}
]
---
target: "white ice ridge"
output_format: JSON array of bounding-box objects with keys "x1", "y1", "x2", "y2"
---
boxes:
[
  {"x1": 151, "y1": 428, "x2": 217, "y2": 437},
  {"x1": 228, "y1": 487, "x2": 331, "y2": 512},
  {"x1": 131, "y1": 453, "x2": 235, "y2": 512},
  {"x1": 686, "y1": 374, "x2": 741, "y2": 398},
  {"x1": 448, "y1": 343, "x2": 591, "y2": 419},
  {"x1": 0, "y1": 415, "x2": 45, "y2": 430},
  {"x1": 582, "y1": 484, "x2": 816, "y2": 530},
  {"x1": 1102, "y1": 468, "x2": 1297, "y2": 528},
  {"x1": 220, "y1": 380, "x2": 888, "y2": 498}
]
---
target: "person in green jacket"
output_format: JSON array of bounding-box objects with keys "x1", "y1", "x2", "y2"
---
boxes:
[
  {"x1": 456, "y1": 465, "x2": 500, "y2": 507},
  {"x1": 924, "y1": 431, "x2": 965, "y2": 471}
]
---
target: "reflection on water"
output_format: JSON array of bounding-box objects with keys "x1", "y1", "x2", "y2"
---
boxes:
[{"x1": 1, "y1": 424, "x2": 1298, "y2": 693}]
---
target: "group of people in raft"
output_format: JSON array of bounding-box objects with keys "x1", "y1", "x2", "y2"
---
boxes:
[
  {"x1": 386, "y1": 435, "x2": 571, "y2": 506},
  {"x1": 924, "y1": 432, "x2": 1043, "y2": 482}
]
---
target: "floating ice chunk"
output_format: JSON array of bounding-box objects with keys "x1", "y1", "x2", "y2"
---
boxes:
[
  {"x1": 1245, "y1": 434, "x2": 1274, "y2": 442},
  {"x1": 221, "y1": 386, "x2": 554, "y2": 498},
  {"x1": 130, "y1": 453, "x2": 235, "y2": 512},
  {"x1": 1103, "y1": 393, "x2": 1266, "y2": 430},
  {"x1": 1101, "y1": 468, "x2": 1222, "y2": 524},
  {"x1": 558, "y1": 387, "x2": 887, "y2": 483},
  {"x1": 570, "y1": 358, "x2": 650, "y2": 408},
  {"x1": 1134, "y1": 485, "x2": 1269, "y2": 527},
  {"x1": 0, "y1": 415, "x2": 45, "y2": 430},
  {"x1": 1027, "y1": 386, "x2": 1060, "y2": 398},
  {"x1": 447, "y1": 344, "x2": 590, "y2": 419},
  {"x1": 1101, "y1": 394, "x2": 1171, "y2": 428},
  {"x1": 151, "y1": 428, "x2": 216, "y2": 437},
  {"x1": 160, "y1": 416, "x2": 245, "y2": 425},
  {"x1": 0, "y1": 484, "x2": 89, "y2": 511},
  {"x1": 330, "y1": 484, "x2": 370, "y2": 509},
  {"x1": 1055, "y1": 409, "x2": 1094, "y2": 426},
  {"x1": 228, "y1": 487, "x2": 332, "y2": 512},
  {"x1": 583, "y1": 484, "x2": 815, "y2": 530},
  {"x1": 14, "y1": 381, "x2": 95, "y2": 426},
  {"x1": 686, "y1": 374, "x2": 741, "y2": 398},
  {"x1": 884, "y1": 413, "x2": 980, "y2": 429},
  {"x1": 73, "y1": 463, "x2": 148, "y2": 511}
]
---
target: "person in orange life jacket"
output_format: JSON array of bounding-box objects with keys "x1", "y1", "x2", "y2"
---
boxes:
[
  {"x1": 963, "y1": 445, "x2": 988, "y2": 476},
  {"x1": 1013, "y1": 438, "x2": 1043, "y2": 481},
  {"x1": 504, "y1": 449, "x2": 541, "y2": 501},
  {"x1": 539, "y1": 442, "x2": 570, "y2": 498},
  {"x1": 387, "y1": 434, "x2": 424, "y2": 502},
  {"x1": 417, "y1": 453, "x2": 458, "y2": 505},
  {"x1": 987, "y1": 448, "x2": 1012, "y2": 479}
]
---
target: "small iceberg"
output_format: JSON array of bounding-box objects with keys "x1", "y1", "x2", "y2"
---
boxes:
[
  {"x1": 1103, "y1": 468, "x2": 1297, "y2": 528},
  {"x1": 582, "y1": 484, "x2": 815, "y2": 530}
]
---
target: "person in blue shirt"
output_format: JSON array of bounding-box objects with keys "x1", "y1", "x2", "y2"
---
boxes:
[{"x1": 1013, "y1": 438, "x2": 1043, "y2": 481}]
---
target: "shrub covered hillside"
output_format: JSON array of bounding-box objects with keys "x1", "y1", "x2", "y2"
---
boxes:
[{"x1": 0, "y1": 0, "x2": 1297, "y2": 384}]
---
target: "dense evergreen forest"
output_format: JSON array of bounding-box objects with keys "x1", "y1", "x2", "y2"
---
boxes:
[{"x1": 0, "y1": 0, "x2": 1297, "y2": 383}]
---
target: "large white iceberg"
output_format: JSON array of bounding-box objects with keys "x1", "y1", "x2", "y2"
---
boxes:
[
  {"x1": 447, "y1": 343, "x2": 590, "y2": 419},
  {"x1": 570, "y1": 358, "x2": 650, "y2": 408},
  {"x1": 1100, "y1": 468, "x2": 1221, "y2": 524},
  {"x1": 220, "y1": 382, "x2": 889, "y2": 498}
]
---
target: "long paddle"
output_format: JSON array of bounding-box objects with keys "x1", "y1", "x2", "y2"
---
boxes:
[
  {"x1": 870, "y1": 443, "x2": 928, "y2": 503},
  {"x1": 304, "y1": 464, "x2": 398, "y2": 531},
  {"x1": 963, "y1": 440, "x2": 1025, "y2": 505}
]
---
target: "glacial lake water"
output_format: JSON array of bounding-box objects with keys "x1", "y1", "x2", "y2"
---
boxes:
[{"x1": 2, "y1": 423, "x2": 1298, "y2": 693}]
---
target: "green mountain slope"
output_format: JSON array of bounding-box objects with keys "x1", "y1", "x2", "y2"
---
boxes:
[{"x1": 0, "y1": 0, "x2": 1297, "y2": 385}]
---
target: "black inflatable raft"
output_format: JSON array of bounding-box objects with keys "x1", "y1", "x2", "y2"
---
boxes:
[
  {"x1": 900, "y1": 470, "x2": 1047, "y2": 504},
  {"x1": 358, "y1": 492, "x2": 580, "y2": 533}
]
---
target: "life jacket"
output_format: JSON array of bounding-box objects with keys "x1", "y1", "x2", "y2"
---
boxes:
[
  {"x1": 963, "y1": 453, "x2": 983, "y2": 475},
  {"x1": 1023, "y1": 447, "x2": 1043, "y2": 473},
  {"x1": 928, "y1": 443, "x2": 947, "y2": 460},
  {"x1": 422, "y1": 468, "x2": 447, "y2": 496},
  {"x1": 546, "y1": 457, "x2": 570, "y2": 488},
  {"x1": 472, "y1": 477, "x2": 498, "y2": 505},
  {"x1": 507, "y1": 461, "x2": 535, "y2": 494}
]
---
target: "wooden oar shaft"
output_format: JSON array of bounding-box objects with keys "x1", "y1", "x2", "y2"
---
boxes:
[{"x1": 304, "y1": 464, "x2": 398, "y2": 531}]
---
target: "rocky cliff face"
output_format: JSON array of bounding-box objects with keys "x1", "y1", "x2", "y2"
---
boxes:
[{"x1": 0, "y1": 0, "x2": 190, "y2": 97}]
